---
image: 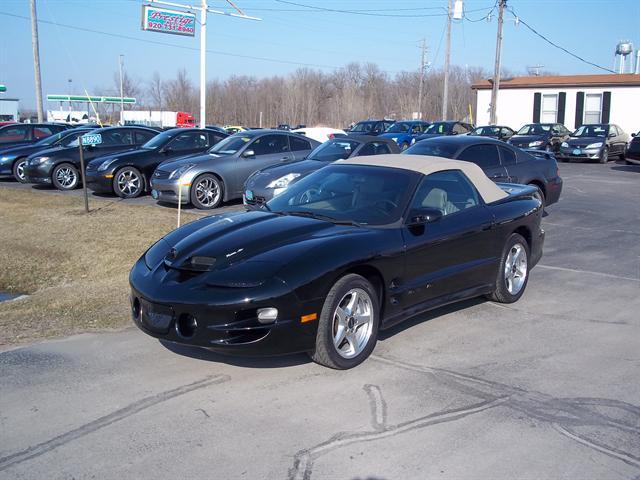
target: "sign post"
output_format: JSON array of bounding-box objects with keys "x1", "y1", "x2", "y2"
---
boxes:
[{"x1": 77, "y1": 133, "x2": 102, "y2": 213}]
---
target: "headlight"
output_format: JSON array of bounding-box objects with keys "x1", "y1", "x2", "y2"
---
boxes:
[
  {"x1": 392, "y1": 137, "x2": 398, "y2": 142},
  {"x1": 98, "y1": 159, "x2": 117, "y2": 171},
  {"x1": 0, "y1": 155, "x2": 14, "y2": 163},
  {"x1": 586, "y1": 142, "x2": 603, "y2": 149},
  {"x1": 31, "y1": 156, "x2": 50, "y2": 164},
  {"x1": 529, "y1": 141, "x2": 544, "y2": 147},
  {"x1": 561, "y1": 142, "x2": 569, "y2": 148},
  {"x1": 169, "y1": 163, "x2": 196, "y2": 180},
  {"x1": 267, "y1": 173, "x2": 300, "y2": 190}
]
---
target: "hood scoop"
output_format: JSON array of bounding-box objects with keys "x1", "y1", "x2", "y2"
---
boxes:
[{"x1": 165, "y1": 255, "x2": 217, "y2": 272}]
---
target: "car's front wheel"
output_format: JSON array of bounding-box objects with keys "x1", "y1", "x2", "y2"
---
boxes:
[
  {"x1": 190, "y1": 173, "x2": 223, "y2": 209},
  {"x1": 400, "y1": 142, "x2": 409, "y2": 151},
  {"x1": 114, "y1": 167, "x2": 144, "y2": 198},
  {"x1": 309, "y1": 273, "x2": 380, "y2": 369},
  {"x1": 488, "y1": 233, "x2": 530, "y2": 304},
  {"x1": 52, "y1": 163, "x2": 79, "y2": 190},
  {"x1": 599, "y1": 147, "x2": 609, "y2": 164},
  {"x1": 12, "y1": 158, "x2": 28, "y2": 183}
]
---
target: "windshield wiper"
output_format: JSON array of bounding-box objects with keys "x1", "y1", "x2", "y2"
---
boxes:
[{"x1": 285, "y1": 211, "x2": 360, "y2": 226}]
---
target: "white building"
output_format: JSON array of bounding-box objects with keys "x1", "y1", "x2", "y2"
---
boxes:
[
  {"x1": 473, "y1": 74, "x2": 640, "y2": 134},
  {"x1": 0, "y1": 98, "x2": 19, "y2": 122}
]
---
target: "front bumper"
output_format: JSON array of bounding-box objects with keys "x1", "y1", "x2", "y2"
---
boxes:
[
  {"x1": 85, "y1": 171, "x2": 114, "y2": 193},
  {"x1": 129, "y1": 258, "x2": 321, "y2": 356},
  {"x1": 23, "y1": 163, "x2": 53, "y2": 184},
  {"x1": 556, "y1": 147, "x2": 602, "y2": 161},
  {"x1": 0, "y1": 156, "x2": 16, "y2": 176},
  {"x1": 243, "y1": 186, "x2": 276, "y2": 206},
  {"x1": 150, "y1": 177, "x2": 190, "y2": 204}
]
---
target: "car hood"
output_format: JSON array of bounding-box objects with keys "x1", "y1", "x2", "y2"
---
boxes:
[
  {"x1": 246, "y1": 159, "x2": 326, "y2": 188},
  {"x1": 153, "y1": 211, "x2": 366, "y2": 284},
  {"x1": 565, "y1": 136, "x2": 605, "y2": 146},
  {"x1": 26, "y1": 145, "x2": 69, "y2": 159},
  {"x1": 509, "y1": 134, "x2": 548, "y2": 144},
  {"x1": 0, "y1": 143, "x2": 41, "y2": 157}
]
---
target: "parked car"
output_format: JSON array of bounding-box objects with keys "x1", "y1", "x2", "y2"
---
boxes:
[
  {"x1": 347, "y1": 119, "x2": 395, "y2": 136},
  {"x1": 292, "y1": 127, "x2": 346, "y2": 143},
  {"x1": 415, "y1": 121, "x2": 474, "y2": 141},
  {"x1": 85, "y1": 128, "x2": 228, "y2": 199},
  {"x1": 244, "y1": 135, "x2": 399, "y2": 205},
  {"x1": 0, "y1": 123, "x2": 69, "y2": 149},
  {"x1": 224, "y1": 125, "x2": 247, "y2": 134},
  {"x1": 405, "y1": 135, "x2": 562, "y2": 206},
  {"x1": 379, "y1": 120, "x2": 431, "y2": 150},
  {"x1": 556, "y1": 124, "x2": 629, "y2": 163},
  {"x1": 131, "y1": 154, "x2": 544, "y2": 369},
  {"x1": 469, "y1": 125, "x2": 515, "y2": 142},
  {"x1": 277, "y1": 124, "x2": 292, "y2": 130},
  {"x1": 508, "y1": 123, "x2": 571, "y2": 152},
  {"x1": 0, "y1": 127, "x2": 94, "y2": 182},
  {"x1": 150, "y1": 130, "x2": 319, "y2": 209},
  {"x1": 625, "y1": 132, "x2": 640, "y2": 165},
  {"x1": 23, "y1": 126, "x2": 159, "y2": 191}
]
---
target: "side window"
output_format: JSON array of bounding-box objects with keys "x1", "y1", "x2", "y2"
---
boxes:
[
  {"x1": 0, "y1": 125, "x2": 29, "y2": 142},
  {"x1": 33, "y1": 126, "x2": 54, "y2": 138},
  {"x1": 102, "y1": 130, "x2": 134, "y2": 145},
  {"x1": 498, "y1": 146, "x2": 517, "y2": 166},
  {"x1": 358, "y1": 142, "x2": 390, "y2": 156},
  {"x1": 457, "y1": 144, "x2": 501, "y2": 169},
  {"x1": 411, "y1": 124, "x2": 422, "y2": 134},
  {"x1": 501, "y1": 127, "x2": 512, "y2": 136},
  {"x1": 289, "y1": 135, "x2": 311, "y2": 152},
  {"x1": 452, "y1": 123, "x2": 467, "y2": 134},
  {"x1": 209, "y1": 133, "x2": 227, "y2": 146},
  {"x1": 168, "y1": 132, "x2": 209, "y2": 151},
  {"x1": 610, "y1": 125, "x2": 619, "y2": 136},
  {"x1": 135, "y1": 130, "x2": 157, "y2": 144},
  {"x1": 250, "y1": 134, "x2": 290, "y2": 156},
  {"x1": 410, "y1": 170, "x2": 479, "y2": 217}
]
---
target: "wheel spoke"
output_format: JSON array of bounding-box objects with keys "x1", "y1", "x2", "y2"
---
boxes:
[{"x1": 345, "y1": 291, "x2": 358, "y2": 314}]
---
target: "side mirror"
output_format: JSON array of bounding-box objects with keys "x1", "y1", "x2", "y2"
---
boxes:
[
  {"x1": 242, "y1": 149, "x2": 255, "y2": 158},
  {"x1": 632, "y1": 133, "x2": 637, "y2": 137},
  {"x1": 608, "y1": 132, "x2": 616, "y2": 138},
  {"x1": 408, "y1": 208, "x2": 443, "y2": 226},
  {"x1": 451, "y1": 131, "x2": 458, "y2": 135}
]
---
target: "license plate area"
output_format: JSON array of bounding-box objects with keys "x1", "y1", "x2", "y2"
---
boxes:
[{"x1": 140, "y1": 299, "x2": 174, "y2": 333}]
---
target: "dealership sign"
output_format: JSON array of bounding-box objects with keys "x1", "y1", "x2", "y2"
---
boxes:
[{"x1": 141, "y1": 5, "x2": 196, "y2": 37}]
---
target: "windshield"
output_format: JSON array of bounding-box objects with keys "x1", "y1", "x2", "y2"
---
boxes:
[
  {"x1": 141, "y1": 130, "x2": 173, "y2": 149},
  {"x1": 350, "y1": 122, "x2": 376, "y2": 133},
  {"x1": 404, "y1": 140, "x2": 458, "y2": 158},
  {"x1": 423, "y1": 122, "x2": 451, "y2": 135},
  {"x1": 471, "y1": 126, "x2": 500, "y2": 136},
  {"x1": 266, "y1": 164, "x2": 419, "y2": 226},
  {"x1": 385, "y1": 122, "x2": 411, "y2": 133},
  {"x1": 517, "y1": 124, "x2": 551, "y2": 135},
  {"x1": 572, "y1": 125, "x2": 607, "y2": 137},
  {"x1": 308, "y1": 139, "x2": 359, "y2": 162},
  {"x1": 208, "y1": 135, "x2": 251, "y2": 154},
  {"x1": 34, "y1": 130, "x2": 70, "y2": 146}
]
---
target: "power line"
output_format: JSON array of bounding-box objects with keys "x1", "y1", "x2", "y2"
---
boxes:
[{"x1": 273, "y1": 0, "x2": 449, "y2": 17}]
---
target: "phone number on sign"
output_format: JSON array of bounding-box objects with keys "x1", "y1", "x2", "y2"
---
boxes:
[{"x1": 147, "y1": 22, "x2": 195, "y2": 33}]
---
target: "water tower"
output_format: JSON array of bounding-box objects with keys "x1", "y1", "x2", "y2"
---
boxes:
[{"x1": 615, "y1": 41, "x2": 633, "y2": 74}]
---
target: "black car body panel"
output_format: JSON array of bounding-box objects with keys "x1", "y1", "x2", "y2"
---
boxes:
[
  {"x1": 405, "y1": 136, "x2": 562, "y2": 206},
  {"x1": 627, "y1": 133, "x2": 640, "y2": 164},
  {"x1": 469, "y1": 125, "x2": 515, "y2": 141},
  {"x1": 508, "y1": 123, "x2": 571, "y2": 152},
  {"x1": 130, "y1": 162, "x2": 544, "y2": 356},
  {"x1": 23, "y1": 126, "x2": 159, "y2": 186}
]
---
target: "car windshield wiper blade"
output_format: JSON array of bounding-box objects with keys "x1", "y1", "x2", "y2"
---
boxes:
[{"x1": 285, "y1": 211, "x2": 360, "y2": 226}]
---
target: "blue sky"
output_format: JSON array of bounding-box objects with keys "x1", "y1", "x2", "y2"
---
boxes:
[{"x1": 1, "y1": 0, "x2": 639, "y2": 109}]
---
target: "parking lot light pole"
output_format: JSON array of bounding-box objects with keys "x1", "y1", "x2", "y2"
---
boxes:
[
  {"x1": 119, "y1": 55, "x2": 125, "y2": 125},
  {"x1": 442, "y1": 0, "x2": 452, "y2": 121},
  {"x1": 29, "y1": 0, "x2": 44, "y2": 122},
  {"x1": 489, "y1": 0, "x2": 507, "y2": 125}
]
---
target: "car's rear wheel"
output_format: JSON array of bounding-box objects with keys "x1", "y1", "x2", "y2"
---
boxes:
[
  {"x1": 113, "y1": 167, "x2": 144, "y2": 198},
  {"x1": 12, "y1": 158, "x2": 28, "y2": 183},
  {"x1": 488, "y1": 233, "x2": 530, "y2": 304},
  {"x1": 599, "y1": 147, "x2": 609, "y2": 163},
  {"x1": 52, "y1": 163, "x2": 79, "y2": 190},
  {"x1": 528, "y1": 184, "x2": 545, "y2": 206},
  {"x1": 190, "y1": 173, "x2": 223, "y2": 209},
  {"x1": 309, "y1": 273, "x2": 379, "y2": 369}
]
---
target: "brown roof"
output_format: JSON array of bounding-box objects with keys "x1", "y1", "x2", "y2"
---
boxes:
[{"x1": 471, "y1": 74, "x2": 640, "y2": 90}]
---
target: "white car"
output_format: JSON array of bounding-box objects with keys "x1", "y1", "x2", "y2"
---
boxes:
[{"x1": 292, "y1": 127, "x2": 346, "y2": 144}]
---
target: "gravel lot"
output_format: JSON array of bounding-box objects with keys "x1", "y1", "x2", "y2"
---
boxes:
[{"x1": 1, "y1": 160, "x2": 639, "y2": 479}]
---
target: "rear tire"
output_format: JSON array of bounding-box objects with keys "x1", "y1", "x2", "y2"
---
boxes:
[
  {"x1": 12, "y1": 158, "x2": 28, "y2": 183},
  {"x1": 113, "y1": 166, "x2": 144, "y2": 198},
  {"x1": 52, "y1": 163, "x2": 79, "y2": 190},
  {"x1": 190, "y1": 173, "x2": 223, "y2": 210},
  {"x1": 488, "y1": 233, "x2": 530, "y2": 304},
  {"x1": 309, "y1": 274, "x2": 379, "y2": 369}
]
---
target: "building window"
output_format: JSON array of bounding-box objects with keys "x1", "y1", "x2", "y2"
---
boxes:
[
  {"x1": 541, "y1": 94, "x2": 558, "y2": 123},
  {"x1": 584, "y1": 93, "x2": 602, "y2": 124}
]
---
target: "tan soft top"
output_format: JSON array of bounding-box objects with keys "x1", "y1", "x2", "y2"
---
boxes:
[{"x1": 336, "y1": 154, "x2": 509, "y2": 204}]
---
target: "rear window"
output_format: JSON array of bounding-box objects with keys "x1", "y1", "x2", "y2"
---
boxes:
[{"x1": 404, "y1": 140, "x2": 458, "y2": 158}]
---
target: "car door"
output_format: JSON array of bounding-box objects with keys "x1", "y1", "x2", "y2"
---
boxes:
[
  {"x1": 134, "y1": 129, "x2": 157, "y2": 147},
  {"x1": 401, "y1": 170, "x2": 497, "y2": 308},
  {"x1": 234, "y1": 134, "x2": 291, "y2": 194},
  {"x1": 610, "y1": 125, "x2": 625, "y2": 155},
  {"x1": 456, "y1": 144, "x2": 509, "y2": 182},
  {"x1": 288, "y1": 135, "x2": 313, "y2": 161}
]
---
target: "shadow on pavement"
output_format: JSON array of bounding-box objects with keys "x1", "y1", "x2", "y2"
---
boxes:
[{"x1": 611, "y1": 165, "x2": 640, "y2": 173}]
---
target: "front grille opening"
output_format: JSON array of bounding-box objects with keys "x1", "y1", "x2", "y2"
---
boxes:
[{"x1": 176, "y1": 313, "x2": 198, "y2": 338}]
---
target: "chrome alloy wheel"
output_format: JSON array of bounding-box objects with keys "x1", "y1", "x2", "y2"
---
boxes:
[
  {"x1": 117, "y1": 170, "x2": 141, "y2": 196},
  {"x1": 504, "y1": 243, "x2": 528, "y2": 295},
  {"x1": 332, "y1": 288, "x2": 374, "y2": 359},
  {"x1": 56, "y1": 167, "x2": 77, "y2": 188},
  {"x1": 15, "y1": 160, "x2": 26, "y2": 181},
  {"x1": 195, "y1": 177, "x2": 220, "y2": 207}
]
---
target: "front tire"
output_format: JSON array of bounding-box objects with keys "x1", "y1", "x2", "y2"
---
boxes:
[
  {"x1": 400, "y1": 142, "x2": 409, "y2": 152},
  {"x1": 599, "y1": 147, "x2": 609, "y2": 164},
  {"x1": 52, "y1": 163, "x2": 79, "y2": 190},
  {"x1": 309, "y1": 274, "x2": 379, "y2": 369},
  {"x1": 12, "y1": 158, "x2": 28, "y2": 183},
  {"x1": 488, "y1": 233, "x2": 530, "y2": 304},
  {"x1": 113, "y1": 167, "x2": 144, "y2": 198},
  {"x1": 190, "y1": 173, "x2": 223, "y2": 209}
]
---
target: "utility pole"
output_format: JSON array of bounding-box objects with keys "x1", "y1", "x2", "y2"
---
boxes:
[
  {"x1": 119, "y1": 55, "x2": 125, "y2": 125},
  {"x1": 442, "y1": 0, "x2": 452, "y2": 120},
  {"x1": 29, "y1": 0, "x2": 44, "y2": 122},
  {"x1": 199, "y1": 0, "x2": 207, "y2": 129},
  {"x1": 489, "y1": 0, "x2": 506, "y2": 125},
  {"x1": 418, "y1": 39, "x2": 427, "y2": 119}
]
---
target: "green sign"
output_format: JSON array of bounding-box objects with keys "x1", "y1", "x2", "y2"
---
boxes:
[
  {"x1": 47, "y1": 94, "x2": 136, "y2": 104},
  {"x1": 81, "y1": 133, "x2": 102, "y2": 146},
  {"x1": 0, "y1": 85, "x2": 6, "y2": 93},
  {"x1": 141, "y1": 5, "x2": 196, "y2": 37}
]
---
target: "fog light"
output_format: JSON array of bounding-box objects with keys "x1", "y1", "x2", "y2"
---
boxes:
[
  {"x1": 131, "y1": 297, "x2": 141, "y2": 320},
  {"x1": 257, "y1": 307, "x2": 278, "y2": 324}
]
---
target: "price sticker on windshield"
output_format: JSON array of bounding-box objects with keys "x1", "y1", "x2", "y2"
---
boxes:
[{"x1": 81, "y1": 133, "x2": 102, "y2": 146}]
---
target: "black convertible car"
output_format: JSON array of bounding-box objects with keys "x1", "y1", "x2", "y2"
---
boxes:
[{"x1": 130, "y1": 155, "x2": 544, "y2": 369}]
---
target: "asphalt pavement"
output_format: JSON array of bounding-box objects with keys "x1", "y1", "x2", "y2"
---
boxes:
[{"x1": 1, "y1": 160, "x2": 639, "y2": 479}]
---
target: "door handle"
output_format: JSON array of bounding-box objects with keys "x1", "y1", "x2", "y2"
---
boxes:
[
  {"x1": 489, "y1": 174, "x2": 502, "y2": 179},
  {"x1": 280, "y1": 156, "x2": 291, "y2": 161}
]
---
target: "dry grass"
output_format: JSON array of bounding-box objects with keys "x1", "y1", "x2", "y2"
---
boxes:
[{"x1": 0, "y1": 188, "x2": 197, "y2": 346}]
